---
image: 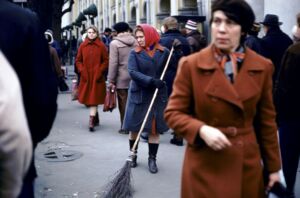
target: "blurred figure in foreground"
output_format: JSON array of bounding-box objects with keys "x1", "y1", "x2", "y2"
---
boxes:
[
  {"x1": 274, "y1": 13, "x2": 300, "y2": 198},
  {"x1": 0, "y1": 51, "x2": 32, "y2": 198},
  {"x1": 0, "y1": 1, "x2": 58, "y2": 197},
  {"x1": 165, "y1": 0, "x2": 281, "y2": 197}
]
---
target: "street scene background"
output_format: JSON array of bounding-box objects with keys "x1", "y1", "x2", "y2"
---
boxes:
[{"x1": 34, "y1": 65, "x2": 300, "y2": 198}]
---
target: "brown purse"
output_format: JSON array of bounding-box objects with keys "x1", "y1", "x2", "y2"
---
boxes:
[{"x1": 103, "y1": 84, "x2": 117, "y2": 112}]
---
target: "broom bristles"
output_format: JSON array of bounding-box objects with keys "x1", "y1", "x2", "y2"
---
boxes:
[{"x1": 101, "y1": 160, "x2": 133, "y2": 198}]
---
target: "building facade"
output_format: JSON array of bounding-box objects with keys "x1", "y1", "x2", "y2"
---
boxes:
[{"x1": 64, "y1": 0, "x2": 299, "y2": 40}]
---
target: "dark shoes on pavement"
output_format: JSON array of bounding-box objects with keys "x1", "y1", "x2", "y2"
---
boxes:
[
  {"x1": 118, "y1": 129, "x2": 129, "y2": 134},
  {"x1": 89, "y1": 116, "x2": 95, "y2": 132},
  {"x1": 148, "y1": 156, "x2": 158, "y2": 174},
  {"x1": 130, "y1": 154, "x2": 137, "y2": 168}
]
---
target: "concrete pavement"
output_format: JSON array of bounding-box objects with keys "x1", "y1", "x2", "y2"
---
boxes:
[{"x1": 34, "y1": 92, "x2": 184, "y2": 198}]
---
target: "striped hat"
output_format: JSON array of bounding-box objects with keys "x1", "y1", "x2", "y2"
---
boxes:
[{"x1": 185, "y1": 20, "x2": 197, "y2": 30}]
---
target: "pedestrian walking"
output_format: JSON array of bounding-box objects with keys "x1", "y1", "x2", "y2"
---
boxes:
[
  {"x1": 159, "y1": 16, "x2": 191, "y2": 146},
  {"x1": 0, "y1": 1, "x2": 58, "y2": 197},
  {"x1": 274, "y1": 13, "x2": 300, "y2": 198},
  {"x1": 185, "y1": 19, "x2": 207, "y2": 53},
  {"x1": 164, "y1": 0, "x2": 281, "y2": 197},
  {"x1": 123, "y1": 24, "x2": 170, "y2": 173},
  {"x1": 45, "y1": 30, "x2": 69, "y2": 92},
  {"x1": 107, "y1": 22, "x2": 137, "y2": 134},
  {"x1": 0, "y1": 51, "x2": 32, "y2": 198},
  {"x1": 75, "y1": 25, "x2": 109, "y2": 132},
  {"x1": 244, "y1": 22, "x2": 263, "y2": 55},
  {"x1": 260, "y1": 14, "x2": 293, "y2": 83}
]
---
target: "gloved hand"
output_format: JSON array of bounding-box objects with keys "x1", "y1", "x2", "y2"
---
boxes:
[{"x1": 151, "y1": 79, "x2": 165, "y2": 89}]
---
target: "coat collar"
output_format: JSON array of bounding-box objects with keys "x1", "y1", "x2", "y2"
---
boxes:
[
  {"x1": 82, "y1": 38, "x2": 103, "y2": 47},
  {"x1": 135, "y1": 43, "x2": 165, "y2": 53},
  {"x1": 198, "y1": 45, "x2": 265, "y2": 110}
]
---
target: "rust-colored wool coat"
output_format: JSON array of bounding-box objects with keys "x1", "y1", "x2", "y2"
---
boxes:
[
  {"x1": 76, "y1": 38, "x2": 108, "y2": 105},
  {"x1": 164, "y1": 45, "x2": 281, "y2": 198}
]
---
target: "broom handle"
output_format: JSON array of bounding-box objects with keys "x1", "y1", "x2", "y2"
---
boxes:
[{"x1": 131, "y1": 45, "x2": 175, "y2": 152}]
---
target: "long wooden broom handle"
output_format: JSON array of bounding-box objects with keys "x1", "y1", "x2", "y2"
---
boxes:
[{"x1": 131, "y1": 44, "x2": 175, "y2": 152}]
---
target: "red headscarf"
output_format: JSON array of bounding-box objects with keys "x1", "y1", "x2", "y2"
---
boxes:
[{"x1": 136, "y1": 24, "x2": 160, "y2": 48}]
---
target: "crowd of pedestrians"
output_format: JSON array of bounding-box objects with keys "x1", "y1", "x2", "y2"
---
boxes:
[{"x1": 1, "y1": 0, "x2": 300, "y2": 197}]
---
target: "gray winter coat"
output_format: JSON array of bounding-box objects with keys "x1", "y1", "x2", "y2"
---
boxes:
[
  {"x1": 107, "y1": 32, "x2": 137, "y2": 89},
  {"x1": 123, "y1": 45, "x2": 170, "y2": 133}
]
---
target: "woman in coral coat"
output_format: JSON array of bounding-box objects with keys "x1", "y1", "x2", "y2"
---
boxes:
[
  {"x1": 164, "y1": 0, "x2": 281, "y2": 197},
  {"x1": 76, "y1": 25, "x2": 108, "y2": 131}
]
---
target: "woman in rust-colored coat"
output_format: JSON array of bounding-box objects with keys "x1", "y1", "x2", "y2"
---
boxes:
[
  {"x1": 164, "y1": 0, "x2": 281, "y2": 197},
  {"x1": 76, "y1": 25, "x2": 108, "y2": 131}
]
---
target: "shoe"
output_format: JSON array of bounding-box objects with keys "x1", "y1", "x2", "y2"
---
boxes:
[
  {"x1": 170, "y1": 137, "x2": 183, "y2": 146},
  {"x1": 89, "y1": 116, "x2": 95, "y2": 132},
  {"x1": 130, "y1": 154, "x2": 137, "y2": 168},
  {"x1": 94, "y1": 112, "x2": 99, "y2": 126},
  {"x1": 148, "y1": 156, "x2": 158, "y2": 174},
  {"x1": 118, "y1": 129, "x2": 129, "y2": 134}
]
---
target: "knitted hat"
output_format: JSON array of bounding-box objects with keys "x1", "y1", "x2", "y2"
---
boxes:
[
  {"x1": 44, "y1": 29, "x2": 54, "y2": 44},
  {"x1": 113, "y1": 22, "x2": 130, "y2": 34},
  {"x1": 185, "y1": 20, "x2": 198, "y2": 31},
  {"x1": 211, "y1": 0, "x2": 255, "y2": 33}
]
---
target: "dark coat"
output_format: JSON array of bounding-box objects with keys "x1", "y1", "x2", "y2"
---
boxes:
[
  {"x1": 274, "y1": 42, "x2": 300, "y2": 121},
  {"x1": 244, "y1": 35, "x2": 263, "y2": 55},
  {"x1": 165, "y1": 45, "x2": 281, "y2": 198},
  {"x1": 261, "y1": 27, "x2": 293, "y2": 82},
  {"x1": 123, "y1": 45, "x2": 170, "y2": 133},
  {"x1": 160, "y1": 29, "x2": 191, "y2": 96},
  {"x1": 0, "y1": 0, "x2": 58, "y2": 186},
  {"x1": 75, "y1": 38, "x2": 108, "y2": 105}
]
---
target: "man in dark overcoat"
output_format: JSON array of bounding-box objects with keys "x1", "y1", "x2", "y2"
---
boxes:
[
  {"x1": 0, "y1": 1, "x2": 58, "y2": 197},
  {"x1": 260, "y1": 14, "x2": 293, "y2": 83},
  {"x1": 274, "y1": 22, "x2": 300, "y2": 198},
  {"x1": 160, "y1": 16, "x2": 191, "y2": 146}
]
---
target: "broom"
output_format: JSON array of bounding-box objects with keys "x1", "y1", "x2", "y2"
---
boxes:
[{"x1": 101, "y1": 39, "x2": 180, "y2": 198}]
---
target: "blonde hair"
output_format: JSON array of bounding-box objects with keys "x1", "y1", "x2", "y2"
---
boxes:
[{"x1": 87, "y1": 25, "x2": 99, "y2": 37}]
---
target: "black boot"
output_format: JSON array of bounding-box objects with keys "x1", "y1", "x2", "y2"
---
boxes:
[
  {"x1": 94, "y1": 112, "x2": 99, "y2": 126},
  {"x1": 148, "y1": 143, "x2": 159, "y2": 174},
  {"x1": 89, "y1": 116, "x2": 95, "y2": 132},
  {"x1": 129, "y1": 140, "x2": 138, "y2": 168}
]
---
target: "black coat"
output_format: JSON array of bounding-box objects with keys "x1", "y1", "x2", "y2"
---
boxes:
[
  {"x1": 274, "y1": 42, "x2": 300, "y2": 121},
  {"x1": 261, "y1": 27, "x2": 293, "y2": 83},
  {"x1": 160, "y1": 29, "x2": 191, "y2": 96},
  {"x1": 0, "y1": 0, "x2": 58, "y2": 182}
]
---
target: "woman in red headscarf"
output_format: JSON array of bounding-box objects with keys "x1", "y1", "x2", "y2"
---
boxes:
[{"x1": 122, "y1": 24, "x2": 170, "y2": 174}]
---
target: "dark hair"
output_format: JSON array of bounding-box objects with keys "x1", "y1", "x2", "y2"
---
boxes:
[{"x1": 211, "y1": 0, "x2": 255, "y2": 34}]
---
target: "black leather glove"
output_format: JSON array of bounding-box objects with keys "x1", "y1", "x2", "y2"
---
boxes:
[{"x1": 152, "y1": 79, "x2": 165, "y2": 89}]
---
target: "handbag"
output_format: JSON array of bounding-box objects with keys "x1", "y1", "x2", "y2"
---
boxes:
[
  {"x1": 71, "y1": 78, "x2": 78, "y2": 101},
  {"x1": 103, "y1": 84, "x2": 116, "y2": 112}
]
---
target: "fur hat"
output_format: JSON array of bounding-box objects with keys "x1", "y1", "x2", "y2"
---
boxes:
[
  {"x1": 44, "y1": 29, "x2": 54, "y2": 44},
  {"x1": 113, "y1": 22, "x2": 130, "y2": 34},
  {"x1": 211, "y1": 0, "x2": 255, "y2": 33},
  {"x1": 185, "y1": 20, "x2": 198, "y2": 30},
  {"x1": 260, "y1": 14, "x2": 282, "y2": 26}
]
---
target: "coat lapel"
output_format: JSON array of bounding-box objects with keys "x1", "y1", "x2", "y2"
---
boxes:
[
  {"x1": 234, "y1": 48, "x2": 264, "y2": 102},
  {"x1": 199, "y1": 46, "x2": 264, "y2": 111}
]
